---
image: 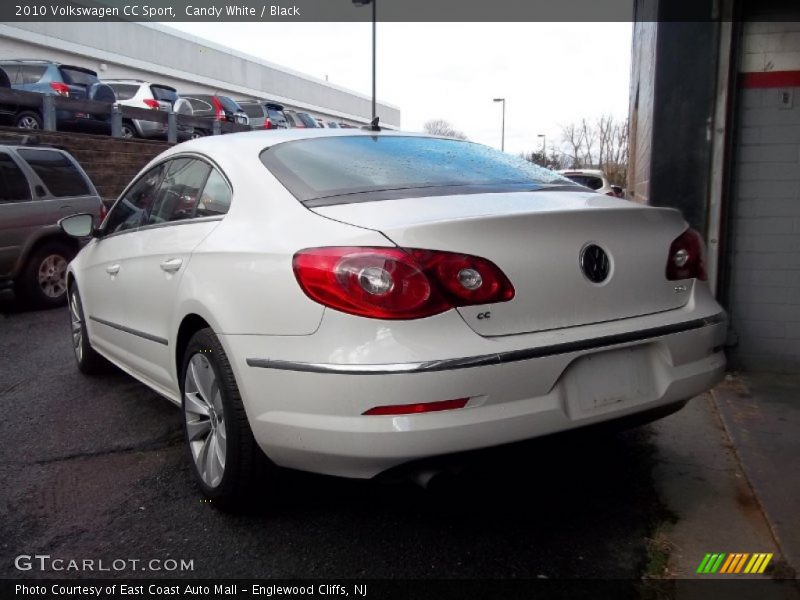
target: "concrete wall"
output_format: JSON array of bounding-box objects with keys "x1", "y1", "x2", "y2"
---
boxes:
[
  {"x1": 725, "y1": 21, "x2": 800, "y2": 373},
  {"x1": 0, "y1": 126, "x2": 169, "y2": 201},
  {"x1": 0, "y1": 21, "x2": 400, "y2": 127}
]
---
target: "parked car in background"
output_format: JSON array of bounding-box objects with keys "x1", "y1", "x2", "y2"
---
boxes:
[
  {"x1": 0, "y1": 60, "x2": 115, "y2": 134},
  {"x1": 0, "y1": 141, "x2": 102, "y2": 307},
  {"x1": 237, "y1": 100, "x2": 289, "y2": 130},
  {"x1": 178, "y1": 94, "x2": 248, "y2": 136},
  {"x1": 61, "y1": 130, "x2": 725, "y2": 511},
  {"x1": 284, "y1": 109, "x2": 318, "y2": 128},
  {"x1": 104, "y1": 80, "x2": 194, "y2": 140},
  {"x1": 557, "y1": 169, "x2": 620, "y2": 197}
]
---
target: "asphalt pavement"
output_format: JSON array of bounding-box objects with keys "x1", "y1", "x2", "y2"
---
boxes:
[{"x1": 0, "y1": 293, "x2": 794, "y2": 583}]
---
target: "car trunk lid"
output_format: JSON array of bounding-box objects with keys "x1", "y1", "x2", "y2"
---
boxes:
[{"x1": 311, "y1": 191, "x2": 691, "y2": 336}]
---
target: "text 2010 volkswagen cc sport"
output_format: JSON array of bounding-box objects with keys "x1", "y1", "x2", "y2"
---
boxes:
[{"x1": 61, "y1": 129, "x2": 726, "y2": 511}]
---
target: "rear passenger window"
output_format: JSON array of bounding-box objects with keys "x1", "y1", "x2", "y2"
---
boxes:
[
  {"x1": 20, "y1": 65, "x2": 47, "y2": 85},
  {"x1": 105, "y1": 164, "x2": 166, "y2": 234},
  {"x1": 0, "y1": 153, "x2": 31, "y2": 202},
  {"x1": 16, "y1": 149, "x2": 91, "y2": 197},
  {"x1": 196, "y1": 169, "x2": 232, "y2": 216},
  {"x1": 148, "y1": 159, "x2": 211, "y2": 224}
]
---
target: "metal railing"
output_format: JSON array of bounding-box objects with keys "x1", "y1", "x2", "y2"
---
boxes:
[{"x1": 0, "y1": 88, "x2": 250, "y2": 142}]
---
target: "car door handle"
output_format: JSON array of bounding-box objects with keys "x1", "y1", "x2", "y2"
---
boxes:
[
  {"x1": 160, "y1": 258, "x2": 183, "y2": 273},
  {"x1": 105, "y1": 263, "x2": 120, "y2": 275}
]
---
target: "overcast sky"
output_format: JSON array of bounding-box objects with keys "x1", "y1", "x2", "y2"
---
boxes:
[{"x1": 168, "y1": 22, "x2": 633, "y2": 155}]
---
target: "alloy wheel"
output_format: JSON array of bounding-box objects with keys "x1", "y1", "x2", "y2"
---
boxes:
[
  {"x1": 38, "y1": 254, "x2": 68, "y2": 299},
  {"x1": 184, "y1": 353, "x2": 227, "y2": 488},
  {"x1": 18, "y1": 115, "x2": 40, "y2": 129}
]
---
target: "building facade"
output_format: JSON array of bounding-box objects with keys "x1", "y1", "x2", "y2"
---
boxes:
[
  {"x1": 0, "y1": 21, "x2": 400, "y2": 127},
  {"x1": 629, "y1": 1, "x2": 800, "y2": 372}
]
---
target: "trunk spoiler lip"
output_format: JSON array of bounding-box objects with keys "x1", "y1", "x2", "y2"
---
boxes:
[
  {"x1": 246, "y1": 312, "x2": 726, "y2": 375},
  {"x1": 303, "y1": 183, "x2": 587, "y2": 209}
]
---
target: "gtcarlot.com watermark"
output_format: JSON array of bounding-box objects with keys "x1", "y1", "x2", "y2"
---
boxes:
[{"x1": 14, "y1": 554, "x2": 194, "y2": 573}]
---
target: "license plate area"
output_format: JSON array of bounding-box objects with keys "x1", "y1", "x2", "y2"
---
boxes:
[{"x1": 562, "y1": 345, "x2": 657, "y2": 420}]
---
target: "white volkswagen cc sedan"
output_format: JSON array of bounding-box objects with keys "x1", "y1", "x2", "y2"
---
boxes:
[{"x1": 60, "y1": 129, "x2": 727, "y2": 511}]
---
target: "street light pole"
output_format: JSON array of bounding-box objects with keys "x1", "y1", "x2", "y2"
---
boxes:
[{"x1": 493, "y1": 98, "x2": 505, "y2": 151}]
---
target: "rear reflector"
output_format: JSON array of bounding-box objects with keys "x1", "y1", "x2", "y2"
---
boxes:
[{"x1": 363, "y1": 398, "x2": 469, "y2": 416}]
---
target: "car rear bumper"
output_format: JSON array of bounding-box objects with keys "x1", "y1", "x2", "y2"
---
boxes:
[{"x1": 222, "y1": 301, "x2": 727, "y2": 479}]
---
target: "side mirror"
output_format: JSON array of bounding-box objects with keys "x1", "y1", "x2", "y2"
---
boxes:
[{"x1": 59, "y1": 213, "x2": 96, "y2": 238}]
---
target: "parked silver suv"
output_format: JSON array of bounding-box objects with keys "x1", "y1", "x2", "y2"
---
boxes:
[{"x1": 0, "y1": 141, "x2": 102, "y2": 307}]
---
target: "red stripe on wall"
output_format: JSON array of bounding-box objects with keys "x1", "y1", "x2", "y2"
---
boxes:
[{"x1": 740, "y1": 71, "x2": 800, "y2": 89}]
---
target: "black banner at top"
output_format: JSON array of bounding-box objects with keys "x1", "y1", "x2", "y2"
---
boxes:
[{"x1": 3, "y1": 0, "x2": 800, "y2": 22}]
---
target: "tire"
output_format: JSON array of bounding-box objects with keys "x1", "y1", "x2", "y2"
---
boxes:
[
  {"x1": 190, "y1": 129, "x2": 207, "y2": 139},
  {"x1": 68, "y1": 284, "x2": 110, "y2": 375},
  {"x1": 17, "y1": 241, "x2": 75, "y2": 308},
  {"x1": 15, "y1": 110, "x2": 42, "y2": 130},
  {"x1": 181, "y1": 328, "x2": 274, "y2": 512},
  {"x1": 120, "y1": 121, "x2": 138, "y2": 138}
]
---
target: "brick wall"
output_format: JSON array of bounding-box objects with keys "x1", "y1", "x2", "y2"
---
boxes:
[
  {"x1": 0, "y1": 126, "x2": 170, "y2": 201},
  {"x1": 726, "y1": 21, "x2": 800, "y2": 373}
]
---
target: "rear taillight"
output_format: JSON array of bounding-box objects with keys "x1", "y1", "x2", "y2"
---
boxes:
[
  {"x1": 293, "y1": 247, "x2": 515, "y2": 320},
  {"x1": 363, "y1": 398, "x2": 469, "y2": 416},
  {"x1": 143, "y1": 98, "x2": 159, "y2": 109},
  {"x1": 605, "y1": 191, "x2": 617, "y2": 196},
  {"x1": 98, "y1": 203, "x2": 108, "y2": 225},
  {"x1": 211, "y1": 96, "x2": 224, "y2": 121},
  {"x1": 666, "y1": 228, "x2": 707, "y2": 281},
  {"x1": 49, "y1": 82, "x2": 69, "y2": 96},
  {"x1": 263, "y1": 118, "x2": 273, "y2": 129}
]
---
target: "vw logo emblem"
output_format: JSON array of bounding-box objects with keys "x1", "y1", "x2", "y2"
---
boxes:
[{"x1": 580, "y1": 244, "x2": 611, "y2": 283}]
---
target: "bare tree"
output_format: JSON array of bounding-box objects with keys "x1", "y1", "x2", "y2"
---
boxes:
[
  {"x1": 560, "y1": 122, "x2": 585, "y2": 169},
  {"x1": 423, "y1": 119, "x2": 467, "y2": 140},
  {"x1": 520, "y1": 149, "x2": 569, "y2": 171},
  {"x1": 557, "y1": 115, "x2": 629, "y2": 186}
]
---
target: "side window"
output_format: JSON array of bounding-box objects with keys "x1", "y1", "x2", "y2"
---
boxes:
[
  {"x1": 196, "y1": 168, "x2": 232, "y2": 216},
  {"x1": 2, "y1": 65, "x2": 21, "y2": 85},
  {"x1": 187, "y1": 98, "x2": 212, "y2": 112},
  {"x1": 147, "y1": 158, "x2": 211, "y2": 224},
  {"x1": 16, "y1": 149, "x2": 91, "y2": 197},
  {"x1": 104, "y1": 164, "x2": 166, "y2": 234},
  {"x1": 20, "y1": 65, "x2": 47, "y2": 85},
  {"x1": 0, "y1": 153, "x2": 32, "y2": 203}
]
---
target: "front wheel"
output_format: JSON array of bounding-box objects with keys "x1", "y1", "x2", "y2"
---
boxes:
[
  {"x1": 69, "y1": 285, "x2": 111, "y2": 375},
  {"x1": 181, "y1": 328, "x2": 274, "y2": 512}
]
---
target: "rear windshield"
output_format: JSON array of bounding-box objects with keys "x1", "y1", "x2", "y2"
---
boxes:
[
  {"x1": 240, "y1": 103, "x2": 265, "y2": 119},
  {"x1": 261, "y1": 136, "x2": 575, "y2": 205},
  {"x1": 297, "y1": 113, "x2": 318, "y2": 128},
  {"x1": 17, "y1": 149, "x2": 91, "y2": 197},
  {"x1": 108, "y1": 83, "x2": 139, "y2": 100},
  {"x1": 267, "y1": 108, "x2": 287, "y2": 123},
  {"x1": 562, "y1": 174, "x2": 604, "y2": 190},
  {"x1": 59, "y1": 67, "x2": 97, "y2": 87},
  {"x1": 151, "y1": 86, "x2": 177, "y2": 103}
]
